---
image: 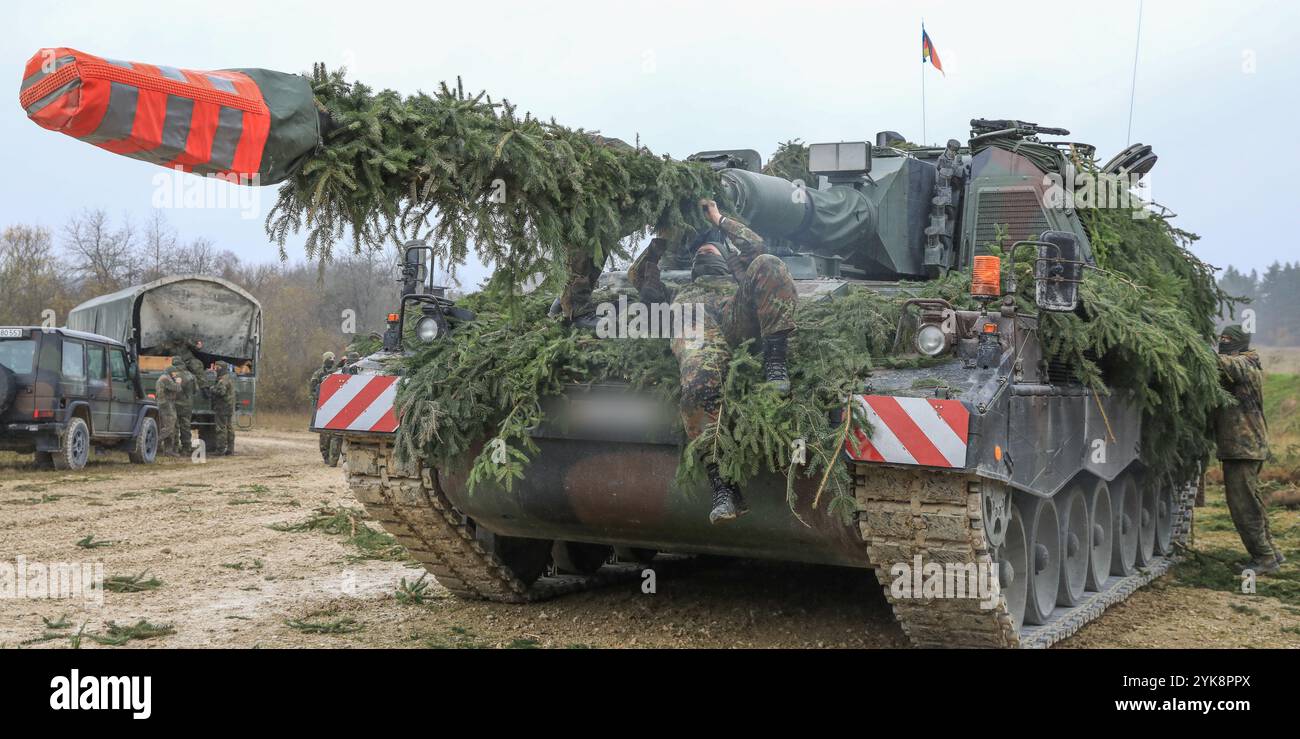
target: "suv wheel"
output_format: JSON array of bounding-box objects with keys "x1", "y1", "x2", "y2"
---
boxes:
[
  {"x1": 129, "y1": 416, "x2": 159, "y2": 464},
  {"x1": 53, "y1": 416, "x2": 90, "y2": 471}
]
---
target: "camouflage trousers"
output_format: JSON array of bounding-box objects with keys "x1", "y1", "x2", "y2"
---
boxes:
[
  {"x1": 158, "y1": 405, "x2": 177, "y2": 454},
  {"x1": 664, "y1": 255, "x2": 797, "y2": 442},
  {"x1": 559, "y1": 247, "x2": 605, "y2": 320},
  {"x1": 213, "y1": 409, "x2": 234, "y2": 455},
  {"x1": 1222, "y1": 459, "x2": 1280, "y2": 560},
  {"x1": 175, "y1": 403, "x2": 192, "y2": 453}
]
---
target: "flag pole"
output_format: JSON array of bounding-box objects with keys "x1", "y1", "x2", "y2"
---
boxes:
[{"x1": 921, "y1": 21, "x2": 927, "y2": 145}]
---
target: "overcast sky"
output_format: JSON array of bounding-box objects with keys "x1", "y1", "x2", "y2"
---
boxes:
[{"x1": 5, "y1": 0, "x2": 1297, "y2": 287}]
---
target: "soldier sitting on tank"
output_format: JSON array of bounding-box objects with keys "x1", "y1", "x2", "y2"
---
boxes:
[
  {"x1": 628, "y1": 198, "x2": 797, "y2": 524},
  {"x1": 1214, "y1": 324, "x2": 1284, "y2": 575}
]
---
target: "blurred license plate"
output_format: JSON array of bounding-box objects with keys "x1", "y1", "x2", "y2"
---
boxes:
[{"x1": 0, "y1": 328, "x2": 24, "y2": 337}]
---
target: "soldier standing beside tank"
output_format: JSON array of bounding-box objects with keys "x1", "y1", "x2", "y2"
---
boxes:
[
  {"x1": 1214, "y1": 324, "x2": 1284, "y2": 574},
  {"x1": 171, "y1": 357, "x2": 196, "y2": 455},
  {"x1": 310, "y1": 351, "x2": 337, "y2": 463},
  {"x1": 629, "y1": 198, "x2": 797, "y2": 524},
  {"x1": 211, "y1": 362, "x2": 236, "y2": 456},
  {"x1": 154, "y1": 367, "x2": 182, "y2": 458}
]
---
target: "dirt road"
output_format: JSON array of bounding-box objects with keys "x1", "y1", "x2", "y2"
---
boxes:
[{"x1": 2, "y1": 428, "x2": 1296, "y2": 648}]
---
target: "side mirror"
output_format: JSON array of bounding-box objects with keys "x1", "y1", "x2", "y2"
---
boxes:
[{"x1": 1034, "y1": 230, "x2": 1084, "y2": 312}]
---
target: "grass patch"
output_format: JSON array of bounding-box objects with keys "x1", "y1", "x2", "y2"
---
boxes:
[
  {"x1": 88, "y1": 620, "x2": 175, "y2": 646},
  {"x1": 4, "y1": 493, "x2": 65, "y2": 505},
  {"x1": 221, "y1": 559, "x2": 264, "y2": 571},
  {"x1": 285, "y1": 611, "x2": 363, "y2": 634},
  {"x1": 42, "y1": 614, "x2": 72, "y2": 630},
  {"x1": 395, "y1": 574, "x2": 435, "y2": 605},
  {"x1": 75, "y1": 534, "x2": 116, "y2": 549},
  {"x1": 12, "y1": 483, "x2": 48, "y2": 493},
  {"x1": 271, "y1": 506, "x2": 407, "y2": 561},
  {"x1": 101, "y1": 572, "x2": 164, "y2": 593}
]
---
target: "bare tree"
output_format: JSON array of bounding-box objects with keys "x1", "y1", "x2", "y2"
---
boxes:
[
  {"x1": 0, "y1": 225, "x2": 70, "y2": 325},
  {"x1": 176, "y1": 236, "x2": 218, "y2": 275},
  {"x1": 62, "y1": 209, "x2": 137, "y2": 292},
  {"x1": 139, "y1": 211, "x2": 177, "y2": 282}
]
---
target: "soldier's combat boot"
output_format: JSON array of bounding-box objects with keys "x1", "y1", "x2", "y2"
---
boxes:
[
  {"x1": 761, "y1": 331, "x2": 791, "y2": 395},
  {"x1": 1241, "y1": 553, "x2": 1285, "y2": 576},
  {"x1": 567, "y1": 312, "x2": 601, "y2": 332},
  {"x1": 707, "y1": 463, "x2": 741, "y2": 524}
]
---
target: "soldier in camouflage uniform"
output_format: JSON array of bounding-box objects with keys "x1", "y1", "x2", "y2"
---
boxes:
[
  {"x1": 310, "y1": 351, "x2": 337, "y2": 463},
  {"x1": 629, "y1": 198, "x2": 797, "y2": 524},
  {"x1": 154, "y1": 367, "x2": 182, "y2": 457},
  {"x1": 1214, "y1": 324, "x2": 1283, "y2": 574},
  {"x1": 211, "y1": 362, "x2": 236, "y2": 456},
  {"x1": 171, "y1": 357, "x2": 196, "y2": 454}
]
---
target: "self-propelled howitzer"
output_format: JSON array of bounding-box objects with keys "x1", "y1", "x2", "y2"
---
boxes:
[{"x1": 326, "y1": 123, "x2": 1192, "y2": 649}]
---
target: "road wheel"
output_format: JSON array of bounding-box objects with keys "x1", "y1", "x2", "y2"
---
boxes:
[
  {"x1": 52, "y1": 416, "x2": 90, "y2": 471},
  {"x1": 493, "y1": 536, "x2": 552, "y2": 586},
  {"x1": 552, "y1": 541, "x2": 612, "y2": 574},
  {"x1": 128, "y1": 416, "x2": 159, "y2": 464},
  {"x1": 1019, "y1": 495, "x2": 1061, "y2": 625}
]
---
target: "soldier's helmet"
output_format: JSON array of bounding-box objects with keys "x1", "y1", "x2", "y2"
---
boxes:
[
  {"x1": 323, "y1": 351, "x2": 336, "y2": 363},
  {"x1": 347, "y1": 351, "x2": 360, "y2": 362},
  {"x1": 215, "y1": 362, "x2": 229, "y2": 376}
]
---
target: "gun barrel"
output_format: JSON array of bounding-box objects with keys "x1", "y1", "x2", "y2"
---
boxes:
[{"x1": 719, "y1": 168, "x2": 874, "y2": 254}]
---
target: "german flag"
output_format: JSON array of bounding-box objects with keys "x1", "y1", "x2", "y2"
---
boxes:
[{"x1": 922, "y1": 27, "x2": 944, "y2": 75}]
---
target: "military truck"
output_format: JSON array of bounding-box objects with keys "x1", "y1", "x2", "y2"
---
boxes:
[
  {"x1": 67, "y1": 275, "x2": 262, "y2": 450},
  {"x1": 323, "y1": 120, "x2": 1193, "y2": 648}
]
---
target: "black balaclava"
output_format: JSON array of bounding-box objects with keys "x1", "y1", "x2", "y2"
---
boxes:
[
  {"x1": 1218, "y1": 324, "x2": 1250, "y2": 354},
  {"x1": 689, "y1": 227, "x2": 730, "y2": 280}
]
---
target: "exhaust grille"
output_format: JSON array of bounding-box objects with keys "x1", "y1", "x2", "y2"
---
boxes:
[{"x1": 973, "y1": 188, "x2": 1049, "y2": 253}]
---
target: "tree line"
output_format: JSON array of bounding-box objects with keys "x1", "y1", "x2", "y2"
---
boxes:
[
  {"x1": 0, "y1": 210, "x2": 405, "y2": 412},
  {"x1": 1219, "y1": 262, "x2": 1300, "y2": 346}
]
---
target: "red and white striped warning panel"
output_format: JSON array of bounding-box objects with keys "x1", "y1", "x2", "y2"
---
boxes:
[
  {"x1": 313, "y1": 374, "x2": 399, "y2": 433},
  {"x1": 846, "y1": 395, "x2": 970, "y2": 468}
]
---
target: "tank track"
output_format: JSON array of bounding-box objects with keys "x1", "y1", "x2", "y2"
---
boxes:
[
  {"x1": 344, "y1": 438, "x2": 661, "y2": 602},
  {"x1": 853, "y1": 463, "x2": 1193, "y2": 648},
  {"x1": 343, "y1": 438, "x2": 1190, "y2": 646}
]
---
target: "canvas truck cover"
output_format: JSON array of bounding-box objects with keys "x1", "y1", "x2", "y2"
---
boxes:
[
  {"x1": 67, "y1": 275, "x2": 261, "y2": 361},
  {"x1": 19, "y1": 47, "x2": 319, "y2": 184}
]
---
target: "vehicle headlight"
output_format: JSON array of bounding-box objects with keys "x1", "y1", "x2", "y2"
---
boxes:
[
  {"x1": 415, "y1": 316, "x2": 441, "y2": 342},
  {"x1": 915, "y1": 323, "x2": 948, "y2": 356}
]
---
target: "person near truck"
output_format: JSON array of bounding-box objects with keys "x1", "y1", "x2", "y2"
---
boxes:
[
  {"x1": 154, "y1": 367, "x2": 183, "y2": 457},
  {"x1": 171, "y1": 357, "x2": 196, "y2": 455},
  {"x1": 211, "y1": 361, "x2": 236, "y2": 456}
]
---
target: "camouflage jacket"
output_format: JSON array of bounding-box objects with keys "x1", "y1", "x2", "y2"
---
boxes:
[
  {"x1": 186, "y1": 358, "x2": 210, "y2": 390},
  {"x1": 1214, "y1": 350, "x2": 1268, "y2": 460},
  {"x1": 212, "y1": 374, "x2": 236, "y2": 413},
  {"x1": 154, "y1": 374, "x2": 180, "y2": 406},
  {"x1": 174, "y1": 368, "x2": 196, "y2": 407},
  {"x1": 628, "y1": 215, "x2": 767, "y2": 305},
  {"x1": 309, "y1": 364, "x2": 333, "y2": 397}
]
